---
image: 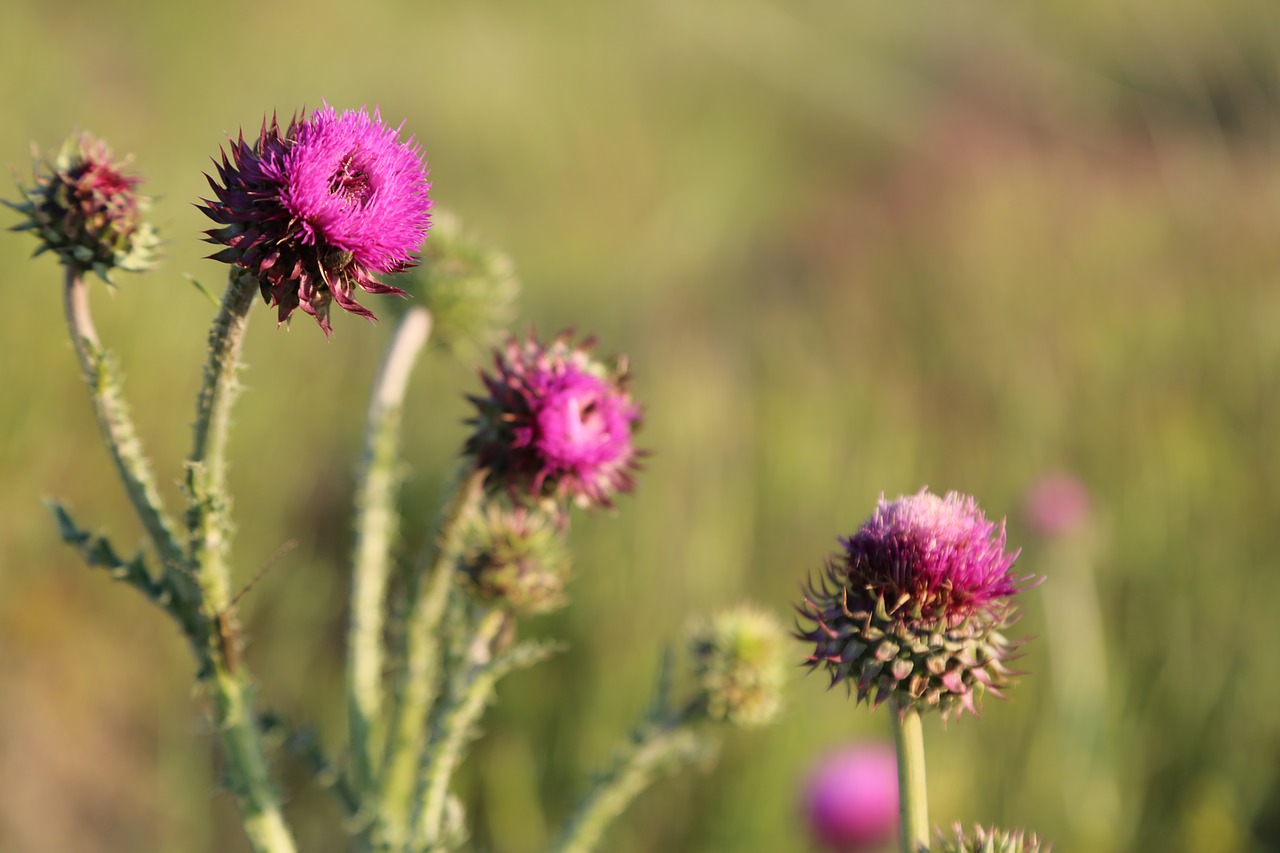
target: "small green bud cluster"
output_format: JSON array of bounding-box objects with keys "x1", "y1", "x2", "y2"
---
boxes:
[
  {"x1": 456, "y1": 504, "x2": 569, "y2": 616},
  {"x1": 687, "y1": 606, "x2": 788, "y2": 729}
]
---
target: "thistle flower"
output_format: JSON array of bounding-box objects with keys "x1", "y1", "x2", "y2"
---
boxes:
[
  {"x1": 1022, "y1": 473, "x2": 1090, "y2": 539},
  {"x1": 5, "y1": 132, "x2": 159, "y2": 281},
  {"x1": 457, "y1": 504, "x2": 570, "y2": 616},
  {"x1": 465, "y1": 331, "x2": 643, "y2": 509},
  {"x1": 797, "y1": 489, "x2": 1034, "y2": 721},
  {"x1": 688, "y1": 606, "x2": 788, "y2": 729},
  {"x1": 201, "y1": 104, "x2": 431, "y2": 334},
  {"x1": 801, "y1": 743, "x2": 899, "y2": 851},
  {"x1": 931, "y1": 824, "x2": 1050, "y2": 853}
]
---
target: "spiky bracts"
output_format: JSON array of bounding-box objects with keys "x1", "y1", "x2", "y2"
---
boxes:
[
  {"x1": 457, "y1": 505, "x2": 570, "y2": 616},
  {"x1": 5, "y1": 133, "x2": 159, "y2": 281},
  {"x1": 201, "y1": 105, "x2": 431, "y2": 334},
  {"x1": 931, "y1": 824, "x2": 1050, "y2": 853},
  {"x1": 687, "y1": 606, "x2": 788, "y2": 729},
  {"x1": 465, "y1": 331, "x2": 643, "y2": 509},
  {"x1": 797, "y1": 489, "x2": 1034, "y2": 721}
]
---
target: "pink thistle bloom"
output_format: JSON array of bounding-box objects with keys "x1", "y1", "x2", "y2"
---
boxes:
[
  {"x1": 465, "y1": 332, "x2": 643, "y2": 509},
  {"x1": 797, "y1": 489, "x2": 1037, "y2": 720},
  {"x1": 1022, "y1": 473, "x2": 1091, "y2": 538},
  {"x1": 802, "y1": 743, "x2": 899, "y2": 851},
  {"x1": 201, "y1": 104, "x2": 431, "y2": 334}
]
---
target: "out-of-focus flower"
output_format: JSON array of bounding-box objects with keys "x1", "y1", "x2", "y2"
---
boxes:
[
  {"x1": 465, "y1": 331, "x2": 642, "y2": 509},
  {"x1": 801, "y1": 743, "x2": 899, "y2": 851},
  {"x1": 797, "y1": 489, "x2": 1036, "y2": 721},
  {"x1": 5, "y1": 133, "x2": 159, "y2": 281},
  {"x1": 457, "y1": 504, "x2": 570, "y2": 616},
  {"x1": 931, "y1": 824, "x2": 1050, "y2": 852},
  {"x1": 201, "y1": 104, "x2": 431, "y2": 334},
  {"x1": 1022, "y1": 473, "x2": 1090, "y2": 539},
  {"x1": 688, "y1": 606, "x2": 788, "y2": 729}
]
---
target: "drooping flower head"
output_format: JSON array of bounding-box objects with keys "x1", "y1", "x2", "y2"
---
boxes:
[
  {"x1": 687, "y1": 606, "x2": 788, "y2": 729},
  {"x1": 5, "y1": 132, "x2": 159, "y2": 281},
  {"x1": 201, "y1": 104, "x2": 431, "y2": 334},
  {"x1": 797, "y1": 489, "x2": 1036, "y2": 720},
  {"x1": 465, "y1": 331, "x2": 643, "y2": 509},
  {"x1": 801, "y1": 743, "x2": 899, "y2": 851}
]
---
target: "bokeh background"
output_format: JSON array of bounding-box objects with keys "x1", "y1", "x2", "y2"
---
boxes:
[{"x1": 3, "y1": 1, "x2": 1279, "y2": 851}]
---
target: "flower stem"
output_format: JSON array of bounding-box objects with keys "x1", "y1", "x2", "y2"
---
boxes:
[
  {"x1": 348, "y1": 307, "x2": 433, "y2": 807},
  {"x1": 891, "y1": 697, "x2": 930, "y2": 853},
  {"x1": 62, "y1": 269, "x2": 190, "y2": 591},
  {"x1": 186, "y1": 268, "x2": 295, "y2": 853},
  {"x1": 416, "y1": 608, "x2": 509, "y2": 846},
  {"x1": 376, "y1": 463, "x2": 486, "y2": 846},
  {"x1": 550, "y1": 711, "x2": 715, "y2": 853}
]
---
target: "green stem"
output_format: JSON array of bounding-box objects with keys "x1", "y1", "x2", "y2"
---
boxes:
[
  {"x1": 550, "y1": 712, "x2": 713, "y2": 853},
  {"x1": 376, "y1": 463, "x2": 486, "y2": 847},
  {"x1": 348, "y1": 307, "x2": 433, "y2": 807},
  {"x1": 891, "y1": 697, "x2": 930, "y2": 853},
  {"x1": 186, "y1": 268, "x2": 296, "y2": 853},
  {"x1": 62, "y1": 269, "x2": 189, "y2": 584},
  {"x1": 416, "y1": 608, "x2": 509, "y2": 846},
  {"x1": 187, "y1": 266, "x2": 257, "y2": 612}
]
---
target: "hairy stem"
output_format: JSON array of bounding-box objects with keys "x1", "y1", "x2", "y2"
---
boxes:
[
  {"x1": 550, "y1": 712, "x2": 714, "y2": 853},
  {"x1": 348, "y1": 307, "x2": 433, "y2": 806},
  {"x1": 376, "y1": 463, "x2": 486, "y2": 848},
  {"x1": 891, "y1": 697, "x2": 930, "y2": 853},
  {"x1": 186, "y1": 268, "x2": 295, "y2": 853},
  {"x1": 62, "y1": 269, "x2": 190, "y2": 591},
  {"x1": 415, "y1": 608, "x2": 509, "y2": 846}
]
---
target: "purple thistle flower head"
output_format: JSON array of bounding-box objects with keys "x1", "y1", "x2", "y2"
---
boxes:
[
  {"x1": 801, "y1": 743, "x2": 899, "y2": 851},
  {"x1": 201, "y1": 104, "x2": 431, "y2": 334},
  {"x1": 797, "y1": 489, "x2": 1037, "y2": 720},
  {"x1": 465, "y1": 331, "x2": 643, "y2": 509},
  {"x1": 1022, "y1": 472, "x2": 1091, "y2": 539},
  {"x1": 843, "y1": 489, "x2": 1023, "y2": 622}
]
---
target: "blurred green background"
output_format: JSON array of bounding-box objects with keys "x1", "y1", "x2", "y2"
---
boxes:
[{"x1": 3, "y1": 1, "x2": 1279, "y2": 851}]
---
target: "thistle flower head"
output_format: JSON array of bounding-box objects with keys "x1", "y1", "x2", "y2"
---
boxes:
[
  {"x1": 931, "y1": 824, "x2": 1051, "y2": 853},
  {"x1": 801, "y1": 743, "x2": 899, "y2": 851},
  {"x1": 201, "y1": 104, "x2": 431, "y2": 334},
  {"x1": 465, "y1": 331, "x2": 643, "y2": 509},
  {"x1": 5, "y1": 132, "x2": 159, "y2": 281},
  {"x1": 797, "y1": 489, "x2": 1035, "y2": 721},
  {"x1": 688, "y1": 606, "x2": 788, "y2": 729},
  {"x1": 457, "y1": 504, "x2": 570, "y2": 616}
]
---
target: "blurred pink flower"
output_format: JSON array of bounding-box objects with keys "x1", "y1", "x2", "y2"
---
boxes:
[
  {"x1": 1023, "y1": 473, "x2": 1091, "y2": 538},
  {"x1": 802, "y1": 743, "x2": 899, "y2": 851}
]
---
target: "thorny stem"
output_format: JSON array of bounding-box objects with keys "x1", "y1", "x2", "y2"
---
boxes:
[
  {"x1": 376, "y1": 463, "x2": 486, "y2": 848},
  {"x1": 348, "y1": 307, "x2": 433, "y2": 809},
  {"x1": 185, "y1": 268, "x2": 296, "y2": 853},
  {"x1": 550, "y1": 709, "x2": 714, "y2": 853},
  {"x1": 62, "y1": 269, "x2": 191, "y2": 597},
  {"x1": 891, "y1": 696, "x2": 930, "y2": 853}
]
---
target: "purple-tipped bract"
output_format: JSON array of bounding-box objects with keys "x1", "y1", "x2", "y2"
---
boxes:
[{"x1": 201, "y1": 104, "x2": 432, "y2": 334}]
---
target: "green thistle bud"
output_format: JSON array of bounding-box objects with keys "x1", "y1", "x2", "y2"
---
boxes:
[
  {"x1": 457, "y1": 505, "x2": 569, "y2": 616},
  {"x1": 5, "y1": 133, "x2": 159, "y2": 282},
  {"x1": 931, "y1": 824, "x2": 1051, "y2": 853},
  {"x1": 688, "y1": 605, "x2": 788, "y2": 729},
  {"x1": 398, "y1": 210, "x2": 518, "y2": 356}
]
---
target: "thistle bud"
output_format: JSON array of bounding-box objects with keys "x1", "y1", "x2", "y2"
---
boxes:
[
  {"x1": 456, "y1": 505, "x2": 570, "y2": 616},
  {"x1": 797, "y1": 489, "x2": 1037, "y2": 721},
  {"x1": 931, "y1": 824, "x2": 1050, "y2": 853},
  {"x1": 688, "y1": 605, "x2": 788, "y2": 729},
  {"x1": 6, "y1": 133, "x2": 159, "y2": 281}
]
